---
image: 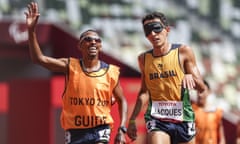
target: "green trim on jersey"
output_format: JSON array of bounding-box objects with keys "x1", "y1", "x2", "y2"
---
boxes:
[
  {"x1": 144, "y1": 88, "x2": 195, "y2": 122},
  {"x1": 182, "y1": 88, "x2": 195, "y2": 121}
]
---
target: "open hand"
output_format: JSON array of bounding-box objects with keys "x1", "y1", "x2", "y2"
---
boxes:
[
  {"x1": 24, "y1": 2, "x2": 40, "y2": 30},
  {"x1": 182, "y1": 74, "x2": 195, "y2": 90}
]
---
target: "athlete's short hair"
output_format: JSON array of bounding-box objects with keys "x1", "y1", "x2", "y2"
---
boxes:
[
  {"x1": 142, "y1": 11, "x2": 169, "y2": 27},
  {"x1": 79, "y1": 29, "x2": 98, "y2": 40}
]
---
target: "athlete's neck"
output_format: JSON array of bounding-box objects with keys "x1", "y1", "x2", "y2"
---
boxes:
[
  {"x1": 153, "y1": 43, "x2": 171, "y2": 56},
  {"x1": 82, "y1": 59, "x2": 100, "y2": 72}
]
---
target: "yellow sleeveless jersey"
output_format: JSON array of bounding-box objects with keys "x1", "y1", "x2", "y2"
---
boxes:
[
  {"x1": 144, "y1": 44, "x2": 184, "y2": 101},
  {"x1": 61, "y1": 57, "x2": 120, "y2": 130},
  {"x1": 144, "y1": 44, "x2": 195, "y2": 122}
]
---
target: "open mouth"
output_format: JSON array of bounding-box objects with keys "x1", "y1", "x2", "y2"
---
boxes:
[
  {"x1": 153, "y1": 37, "x2": 160, "y2": 43},
  {"x1": 88, "y1": 46, "x2": 97, "y2": 54}
]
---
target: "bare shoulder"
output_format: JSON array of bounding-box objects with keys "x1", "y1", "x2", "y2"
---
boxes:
[
  {"x1": 178, "y1": 44, "x2": 195, "y2": 60},
  {"x1": 137, "y1": 52, "x2": 146, "y2": 71},
  {"x1": 178, "y1": 44, "x2": 192, "y2": 53},
  {"x1": 45, "y1": 57, "x2": 69, "y2": 73},
  {"x1": 138, "y1": 51, "x2": 147, "y2": 65},
  {"x1": 138, "y1": 52, "x2": 145, "y2": 61}
]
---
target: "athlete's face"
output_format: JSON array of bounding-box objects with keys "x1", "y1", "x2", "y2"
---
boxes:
[
  {"x1": 143, "y1": 18, "x2": 169, "y2": 48},
  {"x1": 78, "y1": 31, "x2": 102, "y2": 58}
]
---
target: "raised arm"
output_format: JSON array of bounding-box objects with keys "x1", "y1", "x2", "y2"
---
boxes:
[{"x1": 25, "y1": 2, "x2": 68, "y2": 73}]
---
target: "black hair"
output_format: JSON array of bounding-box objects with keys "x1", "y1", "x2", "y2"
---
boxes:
[
  {"x1": 142, "y1": 11, "x2": 169, "y2": 27},
  {"x1": 79, "y1": 29, "x2": 98, "y2": 40}
]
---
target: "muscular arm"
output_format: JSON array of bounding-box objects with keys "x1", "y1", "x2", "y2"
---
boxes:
[
  {"x1": 179, "y1": 45, "x2": 207, "y2": 93},
  {"x1": 113, "y1": 81, "x2": 128, "y2": 127},
  {"x1": 219, "y1": 121, "x2": 226, "y2": 144},
  {"x1": 26, "y1": 2, "x2": 68, "y2": 73},
  {"x1": 236, "y1": 120, "x2": 240, "y2": 144},
  {"x1": 127, "y1": 54, "x2": 149, "y2": 141},
  {"x1": 129, "y1": 79, "x2": 148, "y2": 121},
  {"x1": 112, "y1": 81, "x2": 128, "y2": 144},
  {"x1": 129, "y1": 54, "x2": 149, "y2": 120}
]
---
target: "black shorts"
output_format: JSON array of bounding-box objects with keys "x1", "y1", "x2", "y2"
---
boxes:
[
  {"x1": 65, "y1": 125, "x2": 111, "y2": 144},
  {"x1": 146, "y1": 118, "x2": 196, "y2": 144}
]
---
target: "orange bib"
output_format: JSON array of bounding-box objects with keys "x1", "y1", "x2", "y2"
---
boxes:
[{"x1": 61, "y1": 58, "x2": 119, "y2": 130}]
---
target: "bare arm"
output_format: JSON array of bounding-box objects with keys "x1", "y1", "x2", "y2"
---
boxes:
[
  {"x1": 113, "y1": 81, "x2": 128, "y2": 144},
  {"x1": 113, "y1": 81, "x2": 128, "y2": 127},
  {"x1": 129, "y1": 79, "x2": 148, "y2": 121},
  {"x1": 237, "y1": 138, "x2": 240, "y2": 144},
  {"x1": 236, "y1": 120, "x2": 240, "y2": 144},
  {"x1": 127, "y1": 54, "x2": 149, "y2": 141},
  {"x1": 130, "y1": 54, "x2": 149, "y2": 120},
  {"x1": 182, "y1": 74, "x2": 196, "y2": 90},
  {"x1": 179, "y1": 45, "x2": 207, "y2": 93},
  {"x1": 219, "y1": 121, "x2": 226, "y2": 144},
  {"x1": 25, "y1": 2, "x2": 68, "y2": 73}
]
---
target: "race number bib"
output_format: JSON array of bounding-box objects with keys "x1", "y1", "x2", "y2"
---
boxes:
[{"x1": 150, "y1": 101, "x2": 183, "y2": 121}]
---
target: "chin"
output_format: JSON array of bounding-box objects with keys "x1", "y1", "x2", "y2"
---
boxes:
[
  {"x1": 154, "y1": 45, "x2": 163, "y2": 49},
  {"x1": 153, "y1": 42, "x2": 163, "y2": 47},
  {"x1": 89, "y1": 55, "x2": 97, "y2": 58}
]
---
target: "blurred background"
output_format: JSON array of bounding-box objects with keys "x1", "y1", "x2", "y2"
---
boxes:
[{"x1": 0, "y1": 0, "x2": 240, "y2": 144}]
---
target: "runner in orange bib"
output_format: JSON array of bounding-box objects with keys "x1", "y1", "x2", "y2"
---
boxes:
[
  {"x1": 25, "y1": 2, "x2": 128, "y2": 144},
  {"x1": 193, "y1": 80, "x2": 226, "y2": 144}
]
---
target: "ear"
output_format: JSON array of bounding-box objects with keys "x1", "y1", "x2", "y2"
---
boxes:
[
  {"x1": 99, "y1": 43, "x2": 102, "y2": 51},
  {"x1": 165, "y1": 26, "x2": 170, "y2": 32}
]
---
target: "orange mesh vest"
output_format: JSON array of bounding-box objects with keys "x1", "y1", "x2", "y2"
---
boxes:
[
  {"x1": 193, "y1": 104, "x2": 223, "y2": 144},
  {"x1": 61, "y1": 58, "x2": 119, "y2": 130}
]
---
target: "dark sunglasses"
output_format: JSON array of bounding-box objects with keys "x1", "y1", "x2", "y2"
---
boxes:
[
  {"x1": 83, "y1": 36, "x2": 101, "y2": 43},
  {"x1": 143, "y1": 22, "x2": 165, "y2": 36}
]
